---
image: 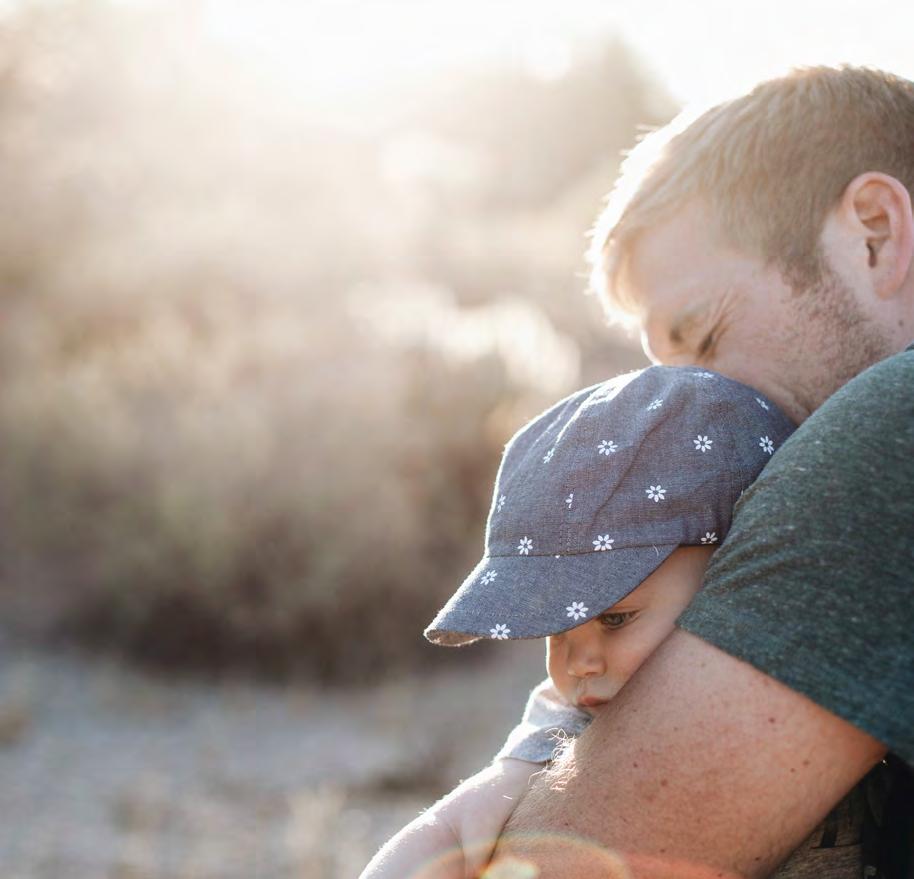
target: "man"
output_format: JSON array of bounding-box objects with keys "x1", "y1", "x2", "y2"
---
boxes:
[{"x1": 491, "y1": 65, "x2": 914, "y2": 878}]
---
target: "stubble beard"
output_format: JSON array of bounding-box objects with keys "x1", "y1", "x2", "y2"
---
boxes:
[{"x1": 788, "y1": 264, "x2": 895, "y2": 414}]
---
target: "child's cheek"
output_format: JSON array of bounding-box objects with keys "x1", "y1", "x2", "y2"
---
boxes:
[
  {"x1": 614, "y1": 630, "x2": 661, "y2": 684},
  {"x1": 546, "y1": 643, "x2": 575, "y2": 704}
]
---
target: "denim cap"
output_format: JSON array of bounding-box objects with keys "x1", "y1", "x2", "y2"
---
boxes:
[{"x1": 424, "y1": 365, "x2": 796, "y2": 646}]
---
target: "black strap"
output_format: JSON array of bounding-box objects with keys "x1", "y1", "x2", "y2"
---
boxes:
[
  {"x1": 862, "y1": 755, "x2": 914, "y2": 879},
  {"x1": 880, "y1": 755, "x2": 914, "y2": 879}
]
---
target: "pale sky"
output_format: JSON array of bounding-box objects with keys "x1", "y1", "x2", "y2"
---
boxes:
[
  {"x1": 10, "y1": 0, "x2": 914, "y2": 113},
  {"x1": 575, "y1": 0, "x2": 914, "y2": 107},
  {"x1": 184, "y1": 0, "x2": 914, "y2": 108}
]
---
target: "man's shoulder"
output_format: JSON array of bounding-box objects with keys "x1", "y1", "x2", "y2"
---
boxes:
[{"x1": 679, "y1": 344, "x2": 914, "y2": 762}]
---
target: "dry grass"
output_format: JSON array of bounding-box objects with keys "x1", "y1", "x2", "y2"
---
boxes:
[{"x1": 0, "y1": 636, "x2": 546, "y2": 879}]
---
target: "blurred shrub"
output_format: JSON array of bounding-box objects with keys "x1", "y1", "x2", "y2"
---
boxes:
[
  {"x1": 0, "y1": 293, "x2": 536, "y2": 681},
  {"x1": 0, "y1": 1, "x2": 657, "y2": 681}
]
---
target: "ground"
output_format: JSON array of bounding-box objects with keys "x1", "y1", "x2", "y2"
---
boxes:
[{"x1": 0, "y1": 632, "x2": 545, "y2": 878}]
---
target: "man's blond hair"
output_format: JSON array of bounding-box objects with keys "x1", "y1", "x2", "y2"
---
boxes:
[{"x1": 587, "y1": 66, "x2": 914, "y2": 321}]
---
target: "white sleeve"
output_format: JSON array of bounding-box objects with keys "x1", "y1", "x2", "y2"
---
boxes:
[{"x1": 494, "y1": 678, "x2": 592, "y2": 764}]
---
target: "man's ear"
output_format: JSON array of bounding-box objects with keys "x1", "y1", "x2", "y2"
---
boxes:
[{"x1": 839, "y1": 172, "x2": 914, "y2": 300}]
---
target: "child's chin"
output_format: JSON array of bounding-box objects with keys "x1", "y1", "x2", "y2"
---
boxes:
[{"x1": 578, "y1": 699, "x2": 611, "y2": 715}]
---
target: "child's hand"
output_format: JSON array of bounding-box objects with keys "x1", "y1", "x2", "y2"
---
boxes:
[
  {"x1": 358, "y1": 757, "x2": 541, "y2": 879},
  {"x1": 437, "y1": 758, "x2": 541, "y2": 877}
]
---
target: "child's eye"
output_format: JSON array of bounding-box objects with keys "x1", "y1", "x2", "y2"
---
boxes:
[{"x1": 598, "y1": 611, "x2": 638, "y2": 630}]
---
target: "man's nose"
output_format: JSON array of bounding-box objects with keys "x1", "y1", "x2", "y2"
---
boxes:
[{"x1": 565, "y1": 632, "x2": 607, "y2": 679}]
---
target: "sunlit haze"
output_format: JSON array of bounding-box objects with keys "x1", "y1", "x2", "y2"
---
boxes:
[
  {"x1": 1, "y1": 1, "x2": 912, "y2": 874},
  {"x1": 104, "y1": 0, "x2": 914, "y2": 113}
]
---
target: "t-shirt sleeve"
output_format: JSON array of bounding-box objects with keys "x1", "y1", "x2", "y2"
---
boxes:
[
  {"x1": 494, "y1": 678, "x2": 592, "y2": 763},
  {"x1": 677, "y1": 348, "x2": 914, "y2": 766}
]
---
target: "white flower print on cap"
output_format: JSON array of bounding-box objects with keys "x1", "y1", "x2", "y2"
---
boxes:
[
  {"x1": 423, "y1": 363, "x2": 797, "y2": 648},
  {"x1": 566, "y1": 601, "x2": 588, "y2": 621}
]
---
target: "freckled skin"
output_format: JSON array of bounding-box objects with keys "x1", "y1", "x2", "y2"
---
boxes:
[{"x1": 495, "y1": 630, "x2": 884, "y2": 877}]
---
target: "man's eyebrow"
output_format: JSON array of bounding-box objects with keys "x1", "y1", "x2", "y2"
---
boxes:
[{"x1": 668, "y1": 302, "x2": 712, "y2": 346}]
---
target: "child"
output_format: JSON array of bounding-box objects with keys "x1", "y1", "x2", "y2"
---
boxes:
[{"x1": 359, "y1": 366, "x2": 873, "y2": 878}]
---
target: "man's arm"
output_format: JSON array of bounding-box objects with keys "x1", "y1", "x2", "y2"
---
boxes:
[
  {"x1": 493, "y1": 629, "x2": 885, "y2": 879},
  {"x1": 493, "y1": 351, "x2": 913, "y2": 877}
]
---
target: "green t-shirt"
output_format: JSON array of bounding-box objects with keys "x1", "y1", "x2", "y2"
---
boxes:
[{"x1": 678, "y1": 343, "x2": 914, "y2": 765}]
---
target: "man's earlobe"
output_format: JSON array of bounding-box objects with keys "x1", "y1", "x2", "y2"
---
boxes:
[{"x1": 847, "y1": 172, "x2": 914, "y2": 300}]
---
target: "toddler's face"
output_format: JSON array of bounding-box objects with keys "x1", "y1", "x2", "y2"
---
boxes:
[{"x1": 547, "y1": 546, "x2": 712, "y2": 714}]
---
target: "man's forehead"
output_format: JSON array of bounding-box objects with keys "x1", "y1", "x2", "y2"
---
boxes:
[
  {"x1": 625, "y1": 202, "x2": 713, "y2": 279},
  {"x1": 621, "y1": 212, "x2": 754, "y2": 353},
  {"x1": 619, "y1": 259, "x2": 701, "y2": 337},
  {"x1": 622, "y1": 211, "x2": 719, "y2": 321}
]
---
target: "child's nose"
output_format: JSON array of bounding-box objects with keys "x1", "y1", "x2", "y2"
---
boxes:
[{"x1": 565, "y1": 631, "x2": 607, "y2": 679}]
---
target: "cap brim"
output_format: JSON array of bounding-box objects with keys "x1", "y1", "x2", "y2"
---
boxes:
[{"x1": 424, "y1": 543, "x2": 679, "y2": 646}]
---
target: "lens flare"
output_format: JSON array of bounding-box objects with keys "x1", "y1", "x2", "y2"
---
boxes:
[{"x1": 483, "y1": 832, "x2": 748, "y2": 879}]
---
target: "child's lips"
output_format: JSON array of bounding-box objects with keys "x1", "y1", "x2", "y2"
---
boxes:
[{"x1": 576, "y1": 696, "x2": 610, "y2": 710}]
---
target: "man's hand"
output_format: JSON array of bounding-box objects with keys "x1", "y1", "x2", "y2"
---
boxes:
[{"x1": 490, "y1": 630, "x2": 885, "y2": 879}]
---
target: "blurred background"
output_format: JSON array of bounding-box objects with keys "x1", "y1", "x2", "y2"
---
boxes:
[{"x1": 1, "y1": 1, "x2": 912, "y2": 876}]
